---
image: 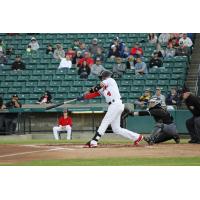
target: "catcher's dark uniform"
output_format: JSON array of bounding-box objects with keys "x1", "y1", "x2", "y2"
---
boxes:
[
  {"x1": 185, "y1": 94, "x2": 200, "y2": 143},
  {"x1": 122, "y1": 103, "x2": 180, "y2": 144}
]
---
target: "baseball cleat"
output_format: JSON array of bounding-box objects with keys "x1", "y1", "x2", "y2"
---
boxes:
[
  {"x1": 174, "y1": 137, "x2": 180, "y2": 144},
  {"x1": 134, "y1": 135, "x2": 143, "y2": 145},
  {"x1": 83, "y1": 140, "x2": 98, "y2": 148},
  {"x1": 143, "y1": 136, "x2": 154, "y2": 145}
]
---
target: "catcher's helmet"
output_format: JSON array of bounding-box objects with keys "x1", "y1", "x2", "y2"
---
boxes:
[
  {"x1": 99, "y1": 70, "x2": 112, "y2": 80},
  {"x1": 149, "y1": 97, "x2": 161, "y2": 106}
]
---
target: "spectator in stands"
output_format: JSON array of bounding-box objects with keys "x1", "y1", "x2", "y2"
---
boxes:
[
  {"x1": 164, "y1": 43, "x2": 176, "y2": 58},
  {"x1": 28, "y1": 37, "x2": 40, "y2": 51},
  {"x1": 77, "y1": 52, "x2": 94, "y2": 68},
  {"x1": 108, "y1": 44, "x2": 120, "y2": 59},
  {"x1": 147, "y1": 33, "x2": 158, "y2": 44},
  {"x1": 168, "y1": 36, "x2": 179, "y2": 49},
  {"x1": 0, "y1": 50, "x2": 7, "y2": 66},
  {"x1": 46, "y1": 44, "x2": 55, "y2": 55},
  {"x1": 166, "y1": 87, "x2": 181, "y2": 108},
  {"x1": 177, "y1": 33, "x2": 193, "y2": 56},
  {"x1": 152, "y1": 87, "x2": 166, "y2": 107},
  {"x1": 72, "y1": 51, "x2": 83, "y2": 65},
  {"x1": 53, "y1": 43, "x2": 65, "y2": 60},
  {"x1": 53, "y1": 109, "x2": 72, "y2": 140},
  {"x1": 0, "y1": 39, "x2": 6, "y2": 53},
  {"x1": 36, "y1": 91, "x2": 52, "y2": 104},
  {"x1": 78, "y1": 60, "x2": 91, "y2": 79},
  {"x1": 26, "y1": 45, "x2": 32, "y2": 56},
  {"x1": 93, "y1": 47, "x2": 105, "y2": 62},
  {"x1": 58, "y1": 55, "x2": 72, "y2": 69},
  {"x1": 149, "y1": 52, "x2": 163, "y2": 68},
  {"x1": 89, "y1": 38, "x2": 103, "y2": 57},
  {"x1": 72, "y1": 39, "x2": 80, "y2": 51},
  {"x1": 134, "y1": 88, "x2": 151, "y2": 109},
  {"x1": 11, "y1": 55, "x2": 25, "y2": 71},
  {"x1": 0, "y1": 96, "x2": 5, "y2": 134},
  {"x1": 122, "y1": 46, "x2": 130, "y2": 58},
  {"x1": 90, "y1": 57, "x2": 106, "y2": 77},
  {"x1": 158, "y1": 33, "x2": 171, "y2": 45},
  {"x1": 65, "y1": 47, "x2": 75, "y2": 60},
  {"x1": 134, "y1": 56, "x2": 148, "y2": 75},
  {"x1": 126, "y1": 55, "x2": 135, "y2": 69},
  {"x1": 6, "y1": 47, "x2": 14, "y2": 56},
  {"x1": 4, "y1": 94, "x2": 22, "y2": 135},
  {"x1": 79, "y1": 42, "x2": 88, "y2": 54},
  {"x1": 130, "y1": 42, "x2": 143, "y2": 58},
  {"x1": 110, "y1": 37, "x2": 125, "y2": 58},
  {"x1": 112, "y1": 56, "x2": 127, "y2": 78}
]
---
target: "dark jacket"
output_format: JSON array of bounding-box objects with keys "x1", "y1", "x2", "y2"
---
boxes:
[
  {"x1": 5, "y1": 100, "x2": 22, "y2": 118},
  {"x1": 38, "y1": 92, "x2": 52, "y2": 103},
  {"x1": 11, "y1": 61, "x2": 26, "y2": 70},
  {"x1": 166, "y1": 93, "x2": 181, "y2": 106},
  {"x1": 185, "y1": 94, "x2": 200, "y2": 117},
  {"x1": 138, "y1": 105, "x2": 173, "y2": 124},
  {"x1": 149, "y1": 58, "x2": 163, "y2": 68}
]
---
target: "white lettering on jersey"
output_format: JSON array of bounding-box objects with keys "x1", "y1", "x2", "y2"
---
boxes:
[{"x1": 99, "y1": 78, "x2": 121, "y2": 103}]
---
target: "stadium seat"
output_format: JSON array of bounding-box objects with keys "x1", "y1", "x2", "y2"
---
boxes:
[
  {"x1": 157, "y1": 79, "x2": 169, "y2": 85},
  {"x1": 159, "y1": 74, "x2": 171, "y2": 79}
]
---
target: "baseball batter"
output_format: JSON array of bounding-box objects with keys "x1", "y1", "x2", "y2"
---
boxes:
[{"x1": 77, "y1": 70, "x2": 143, "y2": 148}]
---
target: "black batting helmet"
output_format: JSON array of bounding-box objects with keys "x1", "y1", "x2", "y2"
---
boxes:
[{"x1": 99, "y1": 70, "x2": 112, "y2": 80}]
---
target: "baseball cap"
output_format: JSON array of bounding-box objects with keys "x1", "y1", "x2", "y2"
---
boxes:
[
  {"x1": 144, "y1": 88, "x2": 150, "y2": 92},
  {"x1": 156, "y1": 87, "x2": 162, "y2": 90},
  {"x1": 111, "y1": 45, "x2": 115, "y2": 49},
  {"x1": 96, "y1": 57, "x2": 101, "y2": 61},
  {"x1": 31, "y1": 37, "x2": 36, "y2": 41},
  {"x1": 93, "y1": 38, "x2": 98, "y2": 42},
  {"x1": 63, "y1": 109, "x2": 68, "y2": 113},
  {"x1": 12, "y1": 94, "x2": 18, "y2": 98},
  {"x1": 113, "y1": 37, "x2": 119, "y2": 41}
]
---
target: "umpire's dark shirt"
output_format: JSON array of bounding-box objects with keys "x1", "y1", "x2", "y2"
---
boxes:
[
  {"x1": 138, "y1": 106, "x2": 173, "y2": 124},
  {"x1": 185, "y1": 94, "x2": 200, "y2": 117}
]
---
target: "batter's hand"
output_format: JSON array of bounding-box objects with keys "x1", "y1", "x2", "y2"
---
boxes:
[{"x1": 76, "y1": 96, "x2": 84, "y2": 101}]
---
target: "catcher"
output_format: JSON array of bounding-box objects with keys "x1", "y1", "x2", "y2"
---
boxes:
[
  {"x1": 77, "y1": 70, "x2": 143, "y2": 148},
  {"x1": 122, "y1": 97, "x2": 180, "y2": 145}
]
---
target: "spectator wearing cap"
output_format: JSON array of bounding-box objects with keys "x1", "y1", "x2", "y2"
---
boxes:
[
  {"x1": 166, "y1": 87, "x2": 181, "y2": 108},
  {"x1": 65, "y1": 47, "x2": 75, "y2": 60},
  {"x1": 130, "y1": 42, "x2": 143, "y2": 58},
  {"x1": 109, "y1": 37, "x2": 126, "y2": 58},
  {"x1": 46, "y1": 44, "x2": 55, "y2": 55},
  {"x1": 77, "y1": 52, "x2": 94, "y2": 68},
  {"x1": 112, "y1": 57, "x2": 127, "y2": 78},
  {"x1": 152, "y1": 87, "x2": 166, "y2": 107},
  {"x1": 72, "y1": 51, "x2": 83, "y2": 65},
  {"x1": 90, "y1": 57, "x2": 106, "y2": 78},
  {"x1": 4, "y1": 95, "x2": 22, "y2": 135},
  {"x1": 134, "y1": 56, "x2": 148, "y2": 75},
  {"x1": 93, "y1": 47, "x2": 105, "y2": 62},
  {"x1": 89, "y1": 38, "x2": 104, "y2": 57},
  {"x1": 79, "y1": 42, "x2": 88, "y2": 55},
  {"x1": 134, "y1": 88, "x2": 151, "y2": 109},
  {"x1": 28, "y1": 37, "x2": 39, "y2": 51},
  {"x1": 72, "y1": 39, "x2": 81, "y2": 51},
  {"x1": 11, "y1": 55, "x2": 26, "y2": 70},
  {"x1": 36, "y1": 91, "x2": 52, "y2": 104},
  {"x1": 58, "y1": 55, "x2": 72, "y2": 69},
  {"x1": 53, "y1": 110, "x2": 73, "y2": 140},
  {"x1": 181, "y1": 86, "x2": 200, "y2": 144},
  {"x1": 149, "y1": 52, "x2": 163, "y2": 69},
  {"x1": 53, "y1": 43, "x2": 65, "y2": 60}
]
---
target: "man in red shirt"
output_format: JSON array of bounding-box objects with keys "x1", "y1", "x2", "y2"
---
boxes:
[
  {"x1": 53, "y1": 110, "x2": 73, "y2": 140},
  {"x1": 130, "y1": 42, "x2": 143, "y2": 58},
  {"x1": 77, "y1": 52, "x2": 94, "y2": 67}
]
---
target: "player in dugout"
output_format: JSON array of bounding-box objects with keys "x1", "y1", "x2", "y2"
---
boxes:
[
  {"x1": 76, "y1": 70, "x2": 144, "y2": 148},
  {"x1": 122, "y1": 97, "x2": 180, "y2": 145}
]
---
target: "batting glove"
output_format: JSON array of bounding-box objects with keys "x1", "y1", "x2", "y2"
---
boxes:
[{"x1": 76, "y1": 96, "x2": 85, "y2": 101}]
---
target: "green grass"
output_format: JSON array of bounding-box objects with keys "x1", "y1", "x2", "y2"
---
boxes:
[{"x1": 6, "y1": 157, "x2": 200, "y2": 166}]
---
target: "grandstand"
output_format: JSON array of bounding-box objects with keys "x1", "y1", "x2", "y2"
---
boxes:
[{"x1": 0, "y1": 33, "x2": 190, "y2": 104}]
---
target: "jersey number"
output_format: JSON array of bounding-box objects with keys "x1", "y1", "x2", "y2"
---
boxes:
[{"x1": 107, "y1": 91, "x2": 111, "y2": 96}]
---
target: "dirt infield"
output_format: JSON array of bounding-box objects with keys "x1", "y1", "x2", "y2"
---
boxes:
[{"x1": 0, "y1": 143, "x2": 200, "y2": 165}]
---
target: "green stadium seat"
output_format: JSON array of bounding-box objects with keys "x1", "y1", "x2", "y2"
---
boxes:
[
  {"x1": 120, "y1": 86, "x2": 130, "y2": 92},
  {"x1": 41, "y1": 75, "x2": 53, "y2": 81},
  {"x1": 89, "y1": 99, "x2": 101, "y2": 104},
  {"x1": 69, "y1": 86, "x2": 83, "y2": 93},
  {"x1": 5, "y1": 76, "x2": 18, "y2": 81},
  {"x1": 149, "y1": 68, "x2": 159, "y2": 74},
  {"x1": 122, "y1": 74, "x2": 134, "y2": 80},
  {"x1": 145, "y1": 74, "x2": 158, "y2": 80},
  {"x1": 30, "y1": 93, "x2": 40, "y2": 100},
  {"x1": 44, "y1": 69, "x2": 56, "y2": 75},
  {"x1": 38, "y1": 81, "x2": 49, "y2": 87},
  {"x1": 18, "y1": 76, "x2": 29, "y2": 81},
  {"x1": 172, "y1": 68, "x2": 186, "y2": 74},
  {"x1": 0, "y1": 82, "x2": 13, "y2": 87},
  {"x1": 159, "y1": 74, "x2": 171, "y2": 79},
  {"x1": 65, "y1": 75, "x2": 77, "y2": 80},
  {"x1": 50, "y1": 81, "x2": 61, "y2": 87},
  {"x1": 129, "y1": 93, "x2": 141, "y2": 99},
  {"x1": 53, "y1": 75, "x2": 65, "y2": 81},
  {"x1": 133, "y1": 80, "x2": 145, "y2": 85},
  {"x1": 29, "y1": 75, "x2": 41, "y2": 81},
  {"x1": 19, "y1": 94, "x2": 30, "y2": 100},
  {"x1": 25, "y1": 99, "x2": 36, "y2": 104},
  {"x1": 174, "y1": 62, "x2": 187, "y2": 68},
  {"x1": 57, "y1": 86, "x2": 70, "y2": 93},
  {"x1": 33, "y1": 87, "x2": 46, "y2": 94},
  {"x1": 68, "y1": 93, "x2": 80, "y2": 99},
  {"x1": 157, "y1": 80, "x2": 169, "y2": 85},
  {"x1": 46, "y1": 87, "x2": 58, "y2": 93},
  {"x1": 145, "y1": 80, "x2": 157, "y2": 86},
  {"x1": 21, "y1": 87, "x2": 34, "y2": 93},
  {"x1": 0, "y1": 88, "x2": 8, "y2": 93},
  {"x1": 8, "y1": 87, "x2": 21, "y2": 94},
  {"x1": 174, "y1": 56, "x2": 188, "y2": 62},
  {"x1": 159, "y1": 68, "x2": 172, "y2": 74},
  {"x1": 85, "y1": 81, "x2": 96, "y2": 87},
  {"x1": 131, "y1": 86, "x2": 143, "y2": 92},
  {"x1": 121, "y1": 80, "x2": 132, "y2": 86},
  {"x1": 26, "y1": 81, "x2": 37, "y2": 87},
  {"x1": 33, "y1": 70, "x2": 45, "y2": 75},
  {"x1": 13, "y1": 81, "x2": 26, "y2": 88},
  {"x1": 171, "y1": 74, "x2": 184, "y2": 79}
]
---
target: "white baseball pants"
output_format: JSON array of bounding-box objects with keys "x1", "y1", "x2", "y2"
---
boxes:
[
  {"x1": 53, "y1": 125, "x2": 72, "y2": 140},
  {"x1": 98, "y1": 101, "x2": 140, "y2": 141}
]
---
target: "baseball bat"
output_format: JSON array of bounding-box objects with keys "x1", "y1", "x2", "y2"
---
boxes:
[{"x1": 45, "y1": 98, "x2": 77, "y2": 110}]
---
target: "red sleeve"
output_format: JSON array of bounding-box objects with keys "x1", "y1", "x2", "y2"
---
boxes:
[
  {"x1": 78, "y1": 58, "x2": 84, "y2": 65},
  {"x1": 140, "y1": 48, "x2": 143, "y2": 55},
  {"x1": 130, "y1": 48, "x2": 136, "y2": 55},
  {"x1": 84, "y1": 92, "x2": 100, "y2": 99}
]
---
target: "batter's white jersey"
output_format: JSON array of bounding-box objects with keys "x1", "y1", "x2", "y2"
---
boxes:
[{"x1": 99, "y1": 77, "x2": 121, "y2": 104}]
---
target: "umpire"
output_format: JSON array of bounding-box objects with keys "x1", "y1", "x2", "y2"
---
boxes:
[
  {"x1": 123, "y1": 98, "x2": 180, "y2": 145},
  {"x1": 182, "y1": 86, "x2": 200, "y2": 144}
]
